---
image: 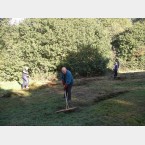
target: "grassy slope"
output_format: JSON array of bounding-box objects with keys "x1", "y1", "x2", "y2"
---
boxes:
[{"x1": 0, "y1": 74, "x2": 145, "y2": 126}]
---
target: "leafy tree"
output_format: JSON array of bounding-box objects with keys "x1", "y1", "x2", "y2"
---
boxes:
[
  {"x1": 112, "y1": 21, "x2": 145, "y2": 70},
  {"x1": 1, "y1": 18, "x2": 134, "y2": 81}
]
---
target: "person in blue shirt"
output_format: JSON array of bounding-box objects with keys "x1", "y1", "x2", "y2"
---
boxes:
[
  {"x1": 61, "y1": 67, "x2": 74, "y2": 103},
  {"x1": 113, "y1": 62, "x2": 119, "y2": 79}
]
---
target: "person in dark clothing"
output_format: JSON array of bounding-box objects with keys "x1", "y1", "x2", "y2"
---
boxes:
[
  {"x1": 22, "y1": 67, "x2": 29, "y2": 89},
  {"x1": 61, "y1": 67, "x2": 74, "y2": 104},
  {"x1": 113, "y1": 62, "x2": 119, "y2": 79}
]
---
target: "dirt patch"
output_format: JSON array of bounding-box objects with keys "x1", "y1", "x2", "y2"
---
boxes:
[
  {"x1": 0, "y1": 91, "x2": 12, "y2": 98},
  {"x1": 72, "y1": 86, "x2": 129, "y2": 106},
  {"x1": 29, "y1": 81, "x2": 58, "y2": 90},
  {"x1": 74, "y1": 77, "x2": 105, "y2": 86},
  {"x1": 93, "y1": 90, "x2": 129, "y2": 103}
]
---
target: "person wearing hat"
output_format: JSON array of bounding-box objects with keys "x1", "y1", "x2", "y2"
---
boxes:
[{"x1": 22, "y1": 67, "x2": 29, "y2": 89}]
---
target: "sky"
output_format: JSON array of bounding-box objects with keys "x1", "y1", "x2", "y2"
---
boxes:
[{"x1": 9, "y1": 18, "x2": 25, "y2": 25}]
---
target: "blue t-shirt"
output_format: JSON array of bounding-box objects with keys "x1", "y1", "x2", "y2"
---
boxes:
[{"x1": 61, "y1": 70, "x2": 74, "y2": 85}]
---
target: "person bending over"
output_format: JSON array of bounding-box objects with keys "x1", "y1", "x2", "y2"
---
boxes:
[{"x1": 61, "y1": 67, "x2": 74, "y2": 105}]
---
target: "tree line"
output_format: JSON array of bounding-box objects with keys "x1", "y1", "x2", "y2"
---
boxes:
[{"x1": 0, "y1": 18, "x2": 144, "y2": 81}]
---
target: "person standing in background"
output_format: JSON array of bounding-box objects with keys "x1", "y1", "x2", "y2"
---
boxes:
[
  {"x1": 22, "y1": 67, "x2": 29, "y2": 89},
  {"x1": 113, "y1": 62, "x2": 119, "y2": 79}
]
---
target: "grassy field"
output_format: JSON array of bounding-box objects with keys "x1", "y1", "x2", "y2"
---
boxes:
[{"x1": 0, "y1": 72, "x2": 145, "y2": 126}]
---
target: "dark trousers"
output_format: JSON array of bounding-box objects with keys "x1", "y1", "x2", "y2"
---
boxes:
[
  {"x1": 114, "y1": 70, "x2": 118, "y2": 78},
  {"x1": 65, "y1": 84, "x2": 72, "y2": 101}
]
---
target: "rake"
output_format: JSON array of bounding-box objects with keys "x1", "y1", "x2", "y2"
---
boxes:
[{"x1": 56, "y1": 90, "x2": 77, "y2": 113}]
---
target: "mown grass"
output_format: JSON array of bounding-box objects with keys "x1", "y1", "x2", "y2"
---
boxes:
[{"x1": 0, "y1": 74, "x2": 145, "y2": 126}]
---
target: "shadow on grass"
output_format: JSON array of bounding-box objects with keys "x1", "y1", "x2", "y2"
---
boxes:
[{"x1": 0, "y1": 70, "x2": 145, "y2": 125}]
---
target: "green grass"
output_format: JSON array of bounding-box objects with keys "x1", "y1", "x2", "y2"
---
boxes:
[{"x1": 0, "y1": 76, "x2": 145, "y2": 126}]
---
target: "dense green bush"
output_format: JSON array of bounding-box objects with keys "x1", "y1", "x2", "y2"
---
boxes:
[
  {"x1": 97, "y1": 18, "x2": 132, "y2": 38},
  {"x1": 112, "y1": 21, "x2": 145, "y2": 70},
  {"x1": 0, "y1": 18, "x2": 116, "y2": 81},
  {"x1": 58, "y1": 45, "x2": 110, "y2": 77}
]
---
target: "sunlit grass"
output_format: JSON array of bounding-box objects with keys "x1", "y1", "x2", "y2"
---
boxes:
[
  {"x1": 0, "y1": 81, "x2": 21, "y2": 90},
  {"x1": 113, "y1": 99, "x2": 135, "y2": 106}
]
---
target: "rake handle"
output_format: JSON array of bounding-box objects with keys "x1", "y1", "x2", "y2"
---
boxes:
[{"x1": 65, "y1": 90, "x2": 69, "y2": 109}]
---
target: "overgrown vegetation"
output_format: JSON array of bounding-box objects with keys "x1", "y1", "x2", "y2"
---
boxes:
[
  {"x1": 0, "y1": 18, "x2": 133, "y2": 81},
  {"x1": 0, "y1": 18, "x2": 145, "y2": 80},
  {"x1": 112, "y1": 20, "x2": 145, "y2": 70}
]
